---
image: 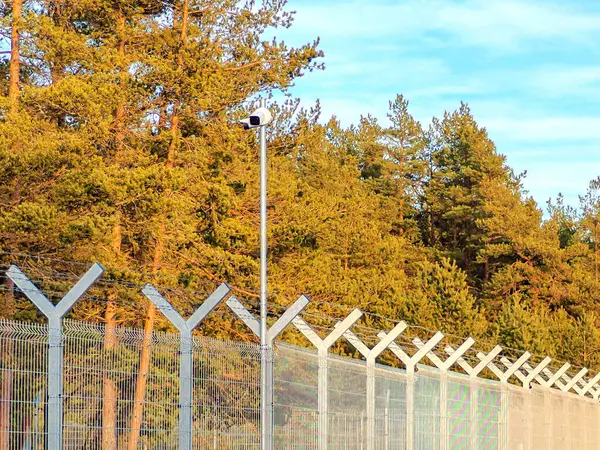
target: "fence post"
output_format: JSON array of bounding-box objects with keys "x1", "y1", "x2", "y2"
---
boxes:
[
  {"x1": 226, "y1": 294, "x2": 310, "y2": 448},
  {"x1": 379, "y1": 331, "x2": 443, "y2": 450},
  {"x1": 6, "y1": 263, "x2": 104, "y2": 450},
  {"x1": 343, "y1": 322, "x2": 407, "y2": 450},
  {"x1": 412, "y1": 336, "x2": 473, "y2": 450},
  {"x1": 384, "y1": 388, "x2": 390, "y2": 450},
  {"x1": 292, "y1": 309, "x2": 362, "y2": 450},
  {"x1": 141, "y1": 283, "x2": 231, "y2": 450}
]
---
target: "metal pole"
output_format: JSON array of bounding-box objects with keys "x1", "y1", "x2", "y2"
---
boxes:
[
  {"x1": 440, "y1": 371, "x2": 448, "y2": 450},
  {"x1": 47, "y1": 316, "x2": 63, "y2": 450},
  {"x1": 259, "y1": 98, "x2": 271, "y2": 450},
  {"x1": 318, "y1": 348, "x2": 328, "y2": 450},
  {"x1": 366, "y1": 356, "x2": 376, "y2": 450},
  {"x1": 406, "y1": 366, "x2": 415, "y2": 450},
  {"x1": 470, "y1": 378, "x2": 478, "y2": 450},
  {"x1": 384, "y1": 388, "x2": 390, "y2": 450},
  {"x1": 179, "y1": 330, "x2": 193, "y2": 450}
]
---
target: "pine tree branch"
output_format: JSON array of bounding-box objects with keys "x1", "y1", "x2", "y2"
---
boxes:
[
  {"x1": 168, "y1": 248, "x2": 260, "y2": 299},
  {"x1": 225, "y1": 59, "x2": 279, "y2": 72}
]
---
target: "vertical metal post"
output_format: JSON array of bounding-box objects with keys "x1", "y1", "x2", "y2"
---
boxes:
[
  {"x1": 318, "y1": 348, "x2": 328, "y2": 448},
  {"x1": 6, "y1": 263, "x2": 104, "y2": 450},
  {"x1": 469, "y1": 378, "x2": 478, "y2": 450},
  {"x1": 180, "y1": 328, "x2": 194, "y2": 449},
  {"x1": 406, "y1": 366, "x2": 415, "y2": 450},
  {"x1": 258, "y1": 98, "x2": 270, "y2": 450},
  {"x1": 384, "y1": 388, "x2": 390, "y2": 450},
  {"x1": 48, "y1": 315, "x2": 63, "y2": 450},
  {"x1": 226, "y1": 294, "x2": 310, "y2": 448},
  {"x1": 366, "y1": 356, "x2": 376, "y2": 450},
  {"x1": 439, "y1": 371, "x2": 447, "y2": 450},
  {"x1": 500, "y1": 381, "x2": 509, "y2": 450},
  {"x1": 142, "y1": 283, "x2": 231, "y2": 450},
  {"x1": 544, "y1": 388, "x2": 554, "y2": 450}
]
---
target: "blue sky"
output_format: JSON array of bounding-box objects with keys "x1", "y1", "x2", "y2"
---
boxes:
[{"x1": 272, "y1": 0, "x2": 600, "y2": 209}]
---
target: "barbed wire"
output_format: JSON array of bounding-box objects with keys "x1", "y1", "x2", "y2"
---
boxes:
[{"x1": 0, "y1": 253, "x2": 597, "y2": 381}]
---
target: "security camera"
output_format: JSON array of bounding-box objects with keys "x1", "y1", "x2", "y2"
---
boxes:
[
  {"x1": 249, "y1": 107, "x2": 273, "y2": 127},
  {"x1": 239, "y1": 107, "x2": 273, "y2": 129}
]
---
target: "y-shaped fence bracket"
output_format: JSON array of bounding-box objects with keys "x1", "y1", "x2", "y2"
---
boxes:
[
  {"x1": 292, "y1": 309, "x2": 363, "y2": 450},
  {"x1": 226, "y1": 294, "x2": 310, "y2": 448},
  {"x1": 378, "y1": 330, "x2": 444, "y2": 450},
  {"x1": 344, "y1": 322, "x2": 407, "y2": 450},
  {"x1": 521, "y1": 362, "x2": 571, "y2": 389},
  {"x1": 7, "y1": 263, "x2": 104, "y2": 450},
  {"x1": 142, "y1": 283, "x2": 231, "y2": 450}
]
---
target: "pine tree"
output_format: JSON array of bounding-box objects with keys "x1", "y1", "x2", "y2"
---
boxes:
[
  {"x1": 579, "y1": 178, "x2": 600, "y2": 283},
  {"x1": 422, "y1": 103, "x2": 507, "y2": 283}
]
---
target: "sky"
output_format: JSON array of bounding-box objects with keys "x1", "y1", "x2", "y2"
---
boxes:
[{"x1": 271, "y1": 0, "x2": 600, "y2": 210}]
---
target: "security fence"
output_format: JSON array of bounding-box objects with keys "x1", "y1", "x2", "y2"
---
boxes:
[{"x1": 1, "y1": 262, "x2": 600, "y2": 449}]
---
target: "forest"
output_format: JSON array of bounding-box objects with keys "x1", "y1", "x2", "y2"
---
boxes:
[{"x1": 2, "y1": 0, "x2": 600, "y2": 374}]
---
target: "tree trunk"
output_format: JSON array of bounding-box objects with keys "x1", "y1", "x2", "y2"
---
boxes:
[
  {"x1": 126, "y1": 271, "x2": 158, "y2": 450},
  {"x1": 102, "y1": 300, "x2": 118, "y2": 450},
  {"x1": 127, "y1": 4, "x2": 188, "y2": 447},
  {"x1": 115, "y1": 11, "x2": 127, "y2": 152},
  {"x1": 8, "y1": 0, "x2": 22, "y2": 114},
  {"x1": 103, "y1": 217, "x2": 121, "y2": 450},
  {"x1": 595, "y1": 225, "x2": 598, "y2": 283},
  {"x1": 1, "y1": 7, "x2": 21, "y2": 430}
]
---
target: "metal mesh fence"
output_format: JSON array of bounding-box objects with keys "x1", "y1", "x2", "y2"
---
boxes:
[{"x1": 2, "y1": 319, "x2": 600, "y2": 449}]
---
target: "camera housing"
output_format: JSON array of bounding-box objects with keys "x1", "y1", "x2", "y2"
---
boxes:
[{"x1": 239, "y1": 107, "x2": 273, "y2": 129}]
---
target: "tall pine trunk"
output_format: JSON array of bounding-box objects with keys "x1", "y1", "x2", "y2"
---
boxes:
[
  {"x1": 8, "y1": 0, "x2": 22, "y2": 114},
  {"x1": 594, "y1": 223, "x2": 598, "y2": 283},
  {"x1": 126, "y1": 266, "x2": 158, "y2": 450},
  {"x1": 115, "y1": 13, "x2": 127, "y2": 153},
  {"x1": 127, "y1": 3, "x2": 188, "y2": 445},
  {"x1": 1, "y1": 3, "x2": 21, "y2": 439},
  {"x1": 102, "y1": 300, "x2": 118, "y2": 450},
  {"x1": 104, "y1": 10, "x2": 128, "y2": 447}
]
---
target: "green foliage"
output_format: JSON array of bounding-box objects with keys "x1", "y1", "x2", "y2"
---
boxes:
[{"x1": 2, "y1": 0, "x2": 600, "y2": 373}]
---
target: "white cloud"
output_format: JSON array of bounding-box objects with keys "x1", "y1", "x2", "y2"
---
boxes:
[
  {"x1": 287, "y1": 0, "x2": 600, "y2": 49},
  {"x1": 528, "y1": 66, "x2": 600, "y2": 98},
  {"x1": 521, "y1": 161, "x2": 599, "y2": 206},
  {"x1": 278, "y1": 0, "x2": 600, "y2": 206},
  {"x1": 483, "y1": 116, "x2": 600, "y2": 142}
]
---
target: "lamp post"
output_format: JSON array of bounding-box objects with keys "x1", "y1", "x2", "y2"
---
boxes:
[{"x1": 240, "y1": 99, "x2": 274, "y2": 450}]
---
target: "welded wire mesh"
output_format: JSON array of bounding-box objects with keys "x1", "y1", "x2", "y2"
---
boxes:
[
  {"x1": 0, "y1": 321, "x2": 48, "y2": 450},
  {"x1": 274, "y1": 344, "x2": 319, "y2": 448},
  {"x1": 192, "y1": 336, "x2": 260, "y2": 449},
  {"x1": 2, "y1": 317, "x2": 600, "y2": 449}
]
